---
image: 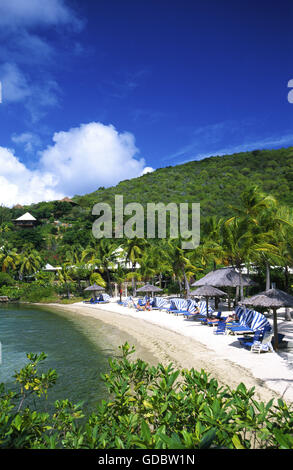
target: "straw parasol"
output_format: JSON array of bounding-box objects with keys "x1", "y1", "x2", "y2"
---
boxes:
[
  {"x1": 241, "y1": 288, "x2": 293, "y2": 351},
  {"x1": 191, "y1": 267, "x2": 255, "y2": 288},
  {"x1": 84, "y1": 283, "x2": 105, "y2": 299},
  {"x1": 191, "y1": 267, "x2": 256, "y2": 309},
  {"x1": 136, "y1": 283, "x2": 163, "y2": 297},
  {"x1": 190, "y1": 285, "x2": 226, "y2": 316}
]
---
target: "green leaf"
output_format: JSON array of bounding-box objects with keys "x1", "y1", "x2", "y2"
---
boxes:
[
  {"x1": 141, "y1": 420, "x2": 151, "y2": 443},
  {"x1": 232, "y1": 434, "x2": 245, "y2": 449}
]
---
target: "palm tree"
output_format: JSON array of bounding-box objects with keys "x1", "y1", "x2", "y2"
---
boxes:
[
  {"x1": 112, "y1": 264, "x2": 127, "y2": 301},
  {"x1": 228, "y1": 185, "x2": 277, "y2": 223},
  {"x1": 167, "y1": 238, "x2": 198, "y2": 297},
  {"x1": 122, "y1": 237, "x2": 148, "y2": 296},
  {"x1": 138, "y1": 240, "x2": 172, "y2": 286},
  {"x1": 18, "y1": 245, "x2": 43, "y2": 279},
  {"x1": 0, "y1": 243, "x2": 20, "y2": 274},
  {"x1": 82, "y1": 239, "x2": 119, "y2": 295},
  {"x1": 226, "y1": 187, "x2": 285, "y2": 293}
]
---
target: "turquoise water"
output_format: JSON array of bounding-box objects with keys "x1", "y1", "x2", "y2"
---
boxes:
[{"x1": 0, "y1": 303, "x2": 149, "y2": 415}]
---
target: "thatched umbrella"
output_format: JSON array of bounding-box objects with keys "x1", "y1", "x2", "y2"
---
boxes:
[
  {"x1": 190, "y1": 285, "x2": 226, "y2": 316},
  {"x1": 191, "y1": 267, "x2": 255, "y2": 288},
  {"x1": 241, "y1": 288, "x2": 293, "y2": 351},
  {"x1": 136, "y1": 283, "x2": 163, "y2": 297},
  {"x1": 84, "y1": 283, "x2": 105, "y2": 299},
  {"x1": 191, "y1": 267, "x2": 256, "y2": 309}
]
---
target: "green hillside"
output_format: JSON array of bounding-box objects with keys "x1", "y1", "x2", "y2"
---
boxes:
[
  {"x1": 75, "y1": 146, "x2": 293, "y2": 218},
  {"x1": 1, "y1": 146, "x2": 293, "y2": 256}
]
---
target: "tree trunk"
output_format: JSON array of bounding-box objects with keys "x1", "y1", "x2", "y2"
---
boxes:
[
  {"x1": 284, "y1": 265, "x2": 289, "y2": 291},
  {"x1": 183, "y1": 269, "x2": 190, "y2": 298},
  {"x1": 238, "y1": 265, "x2": 244, "y2": 301},
  {"x1": 266, "y1": 262, "x2": 270, "y2": 291},
  {"x1": 284, "y1": 307, "x2": 292, "y2": 321},
  {"x1": 106, "y1": 268, "x2": 112, "y2": 296}
]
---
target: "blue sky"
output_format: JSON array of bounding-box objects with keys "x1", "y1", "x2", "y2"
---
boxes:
[{"x1": 0, "y1": 0, "x2": 292, "y2": 205}]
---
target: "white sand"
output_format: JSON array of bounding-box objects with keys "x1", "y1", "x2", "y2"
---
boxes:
[{"x1": 46, "y1": 300, "x2": 293, "y2": 405}]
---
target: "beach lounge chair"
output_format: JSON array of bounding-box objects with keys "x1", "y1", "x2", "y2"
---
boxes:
[
  {"x1": 187, "y1": 301, "x2": 214, "y2": 322},
  {"x1": 271, "y1": 333, "x2": 286, "y2": 350},
  {"x1": 226, "y1": 309, "x2": 269, "y2": 335},
  {"x1": 237, "y1": 328, "x2": 265, "y2": 349},
  {"x1": 205, "y1": 311, "x2": 223, "y2": 326},
  {"x1": 183, "y1": 300, "x2": 201, "y2": 319},
  {"x1": 168, "y1": 298, "x2": 190, "y2": 315},
  {"x1": 151, "y1": 297, "x2": 167, "y2": 310},
  {"x1": 122, "y1": 296, "x2": 133, "y2": 307},
  {"x1": 213, "y1": 321, "x2": 226, "y2": 335},
  {"x1": 94, "y1": 293, "x2": 111, "y2": 304},
  {"x1": 250, "y1": 330, "x2": 274, "y2": 353}
]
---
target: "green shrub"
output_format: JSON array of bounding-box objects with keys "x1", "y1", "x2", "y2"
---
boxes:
[
  {"x1": 0, "y1": 272, "x2": 15, "y2": 287},
  {"x1": 19, "y1": 282, "x2": 57, "y2": 303},
  {"x1": 0, "y1": 344, "x2": 293, "y2": 449}
]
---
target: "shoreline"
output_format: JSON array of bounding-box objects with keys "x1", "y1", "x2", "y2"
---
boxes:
[{"x1": 37, "y1": 300, "x2": 293, "y2": 405}]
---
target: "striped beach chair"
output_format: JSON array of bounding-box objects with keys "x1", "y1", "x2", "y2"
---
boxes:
[
  {"x1": 152, "y1": 297, "x2": 168, "y2": 310},
  {"x1": 169, "y1": 298, "x2": 189, "y2": 315},
  {"x1": 227, "y1": 309, "x2": 270, "y2": 335}
]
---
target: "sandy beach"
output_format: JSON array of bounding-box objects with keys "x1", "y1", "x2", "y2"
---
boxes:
[{"x1": 45, "y1": 300, "x2": 293, "y2": 405}]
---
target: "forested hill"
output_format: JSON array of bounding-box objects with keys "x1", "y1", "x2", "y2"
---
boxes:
[
  {"x1": 75, "y1": 146, "x2": 293, "y2": 218},
  {"x1": 1, "y1": 146, "x2": 293, "y2": 228}
]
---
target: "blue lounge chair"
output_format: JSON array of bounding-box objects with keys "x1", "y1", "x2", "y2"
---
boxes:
[
  {"x1": 168, "y1": 298, "x2": 190, "y2": 315},
  {"x1": 151, "y1": 297, "x2": 167, "y2": 310},
  {"x1": 213, "y1": 321, "x2": 226, "y2": 335},
  {"x1": 204, "y1": 312, "x2": 223, "y2": 326},
  {"x1": 238, "y1": 328, "x2": 265, "y2": 349},
  {"x1": 226, "y1": 309, "x2": 263, "y2": 335},
  {"x1": 251, "y1": 330, "x2": 274, "y2": 353},
  {"x1": 227, "y1": 310, "x2": 254, "y2": 334}
]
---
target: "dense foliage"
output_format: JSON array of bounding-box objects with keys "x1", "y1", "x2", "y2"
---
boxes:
[
  {"x1": 0, "y1": 344, "x2": 292, "y2": 449},
  {"x1": 1, "y1": 147, "x2": 293, "y2": 300}
]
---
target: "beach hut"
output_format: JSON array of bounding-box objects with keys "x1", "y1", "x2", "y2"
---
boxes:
[
  {"x1": 241, "y1": 288, "x2": 293, "y2": 351},
  {"x1": 190, "y1": 285, "x2": 226, "y2": 316},
  {"x1": 136, "y1": 283, "x2": 163, "y2": 297}
]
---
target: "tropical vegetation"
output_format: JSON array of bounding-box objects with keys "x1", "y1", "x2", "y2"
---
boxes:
[{"x1": 0, "y1": 344, "x2": 292, "y2": 449}]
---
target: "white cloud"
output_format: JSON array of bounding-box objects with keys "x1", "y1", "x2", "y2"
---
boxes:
[
  {"x1": 11, "y1": 132, "x2": 42, "y2": 153},
  {"x1": 0, "y1": 0, "x2": 83, "y2": 121},
  {"x1": 0, "y1": 0, "x2": 82, "y2": 30},
  {"x1": 141, "y1": 166, "x2": 154, "y2": 175},
  {"x1": 0, "y1": 62, "x2": 31, "y2": 103},
  {"x1": 0, "y1": 146, "x2": 64, "y2": 207},
  {"x1": 0, "y1": 122, "x2": 152, "y2": 206},
  {"x1": 0, "y1": 62, "x2": 61, "y2": 121},
  {"x1": 39, "y1": 122, "x2": 149, "y2": 195}
]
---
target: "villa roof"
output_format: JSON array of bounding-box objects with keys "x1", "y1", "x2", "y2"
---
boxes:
[
  {"x1": 59, "y1": 197, "x2": 77, "y2": 204},
  {"x1": 15, "y1": 212, "x2": 37, "y2": 221}
]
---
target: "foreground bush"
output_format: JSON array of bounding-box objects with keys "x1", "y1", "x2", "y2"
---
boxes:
[{"x1": 0, "y1": 344, "x2": 293, "y2": 449}]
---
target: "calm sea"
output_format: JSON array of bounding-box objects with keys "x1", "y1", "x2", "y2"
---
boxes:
[{"x1": 0, "y1": 303, "x2": 154, "y2": 415}]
